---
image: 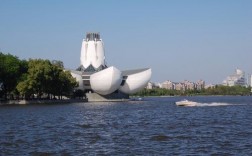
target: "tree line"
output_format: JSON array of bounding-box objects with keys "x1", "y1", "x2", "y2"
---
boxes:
[
  {"x1": 133, "y1": 85, "x2": 252, "y2": 97},
  {"x1": 0, "y1": 52, "x2": 78, "y2": 100}
]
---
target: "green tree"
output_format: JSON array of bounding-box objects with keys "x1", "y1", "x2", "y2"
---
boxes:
[
  {"x1": 51, "y1": 60, "x2": 64, "y2": 68},
  {"x1": 17, "y1": 59, "x2": 78, "y2": 99},
  {"x1": 0, "y1": 52, "x2": 27, "y2": 99},
  {"x1": 17, "y1": 59, "x2": 54, "y2": 98},
  {"x1": 49, "y1": 63, "x2": 78, "y2": 99},
  {"x1": 133, "y1": 85, "x2": 251, "y2": 97},
  {"x1": 57, "y1": 70, "x2": 78, "y2": 99}
]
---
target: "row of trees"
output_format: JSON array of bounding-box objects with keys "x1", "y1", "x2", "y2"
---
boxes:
[
  {"x1": 0, "y1": 52, "x2": 78, "y2": 100},
  {"x1": 133, "y1": 85, "x2": 252, "y2": 97}
]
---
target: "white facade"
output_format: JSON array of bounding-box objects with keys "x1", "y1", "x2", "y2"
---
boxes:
[
  {"x1": 70, "y1": 70, "x2": 83, "y2": 90},
  {"x1": 250, "y1": 75, "x2": 252, "y2": 87},
  {"x1": 90, "y1": 66, "x2": 122, "y2": 95},
  {"x1": 146, "y1": 82, "x2": 155, "y2": 89},
  {"x1": 161, "y1": 80, "x2": 174, "y2": 90},
  {"x1": 223, "y1": 69, "x2": 246, "y2": 86},
  {"x1": 80, "y1": 33, "x2": 106, "y2": 69},
  {"x1": 71, "y1": 32, "x2": 151, "y2": 95},
  {"x1": 119, "y1": 68, "x2": 151, "y2": 94}
]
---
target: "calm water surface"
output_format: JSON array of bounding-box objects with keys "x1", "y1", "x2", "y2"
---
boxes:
[{"x1": 0, "y1": 96, "x2": 252, "y2": 155}]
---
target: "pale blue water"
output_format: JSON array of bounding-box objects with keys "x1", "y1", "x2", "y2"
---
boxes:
[{"x1": 0, "y1": 96, "x2": 252, "y2": 155}]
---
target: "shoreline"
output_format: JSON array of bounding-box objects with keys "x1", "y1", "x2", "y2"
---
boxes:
[
  {"x1": 0, "y1": 99, "x2": 87, "y2": 106},
  {"x1": 2, "y1": 95, "x2": 251, "y2": 105},
  {"x1": 131, "y1": 94, "x2": 251, "y2": 98}
]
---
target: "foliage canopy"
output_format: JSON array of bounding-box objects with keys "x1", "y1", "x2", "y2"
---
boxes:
[
  {"x1": 133, "y1": 85, "x2": 251, "y2": 97},
  {"x1": 0, "y1": 52, "x2": 78, "y2": 100}
]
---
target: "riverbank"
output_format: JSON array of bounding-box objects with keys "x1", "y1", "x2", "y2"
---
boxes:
[
  {"x1": 0, "y1": 99, "x2": 87, "y2": 105},
  {"x1": 132, "y1": 94, "x2": 252, "y2": 98}
]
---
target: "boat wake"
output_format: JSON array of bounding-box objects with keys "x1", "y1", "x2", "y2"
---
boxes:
[
  {"x1": 175, "y1": 99, "x2": 246, "y2": 107},
  {"x1": 194, "y1": 102, "x2": 239, "y2": 107}
]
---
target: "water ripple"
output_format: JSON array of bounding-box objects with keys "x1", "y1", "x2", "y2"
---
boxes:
[{"x1": 0, "y1": 96, "x2": 252, "y2": 155}]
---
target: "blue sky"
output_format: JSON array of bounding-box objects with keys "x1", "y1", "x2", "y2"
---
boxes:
[{"x1": 0, "y1": 0, "x2": 251, "y2": 84}]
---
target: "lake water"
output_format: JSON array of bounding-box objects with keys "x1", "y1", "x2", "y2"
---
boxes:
[{"x1": 0, "y1": 96, "x2": 252, "y2": 155}]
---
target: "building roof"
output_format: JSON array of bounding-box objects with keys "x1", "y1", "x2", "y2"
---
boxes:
[{"x1": 121, "y1": 68, "x2": 150, "y2": 76}]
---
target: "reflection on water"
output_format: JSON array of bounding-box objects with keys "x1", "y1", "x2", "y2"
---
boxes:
[{"x1": 0, "y1": 96, "x2": 252, "y2": 155}]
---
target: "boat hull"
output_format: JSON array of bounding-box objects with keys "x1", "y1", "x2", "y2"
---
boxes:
[{"x1": 175, "y1": 100, "x2": 198, "y2": 106}]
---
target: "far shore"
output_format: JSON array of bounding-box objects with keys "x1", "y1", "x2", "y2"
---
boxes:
[
  {"x1": 0, "y1": 99, "x2": 87, "y2": 105},
  {"x1": 131, "y1": 94, "x2": 252, "y2": 98},
  {"x1": 2, "y1": 95, "x2": 251, "y2": 105}
]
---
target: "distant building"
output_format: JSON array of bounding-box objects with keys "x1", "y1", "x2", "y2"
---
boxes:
[
  {"x1": 250, "y1": 75, "x2": 252, "y2": 87},
  {"x1": 205, "y1": 84, "x2": 215, "y2": 89},
  {"x1": 250, "y1": 75, "x2": 252, "y2": 92},
  {"x1": 146, "y1": 82, "x2": 155, "y2": 89},
  {"x1": 155, "y1": 79, "x2": 206, "y2": 91},
  {"x1": 248, "y1": 74, "x2": 252, "y2": 87},
  {"x1": 175, "y1": 83, "x2": 186, "y2": 91},
  {"x1": 183, "y1": 80, "x2": 195, "y2": 90},
  {"x1": 196, "y1": 80, "x2": 205, "y2": 90},
  {"x1": 155, "y1": 83, "x2": 162, "y2": 88},
  {"x1": 161, "y1": 80, "x2": 174, "y2": 90},
  {"x1": 223, "y1": 69, "x2": 246, "y2": 86}
]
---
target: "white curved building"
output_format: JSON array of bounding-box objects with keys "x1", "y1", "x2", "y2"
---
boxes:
[
  {"x1": 80, "y1": 33, "x2": 106, "y2": 70},
  {"x1": 119, "y1": 68, "x2": 152, "y2": 94},
  {"x1": 70, "y1": 70, "x2": 84, "y2": 90},
  {"x1": 90, "y1": 66, "x2": 122, "y2": 95},
  {"x1": 223, "y1": 69, "x2": 246, "y2": 86},
  {"x1": 71, "y1": 32, "x2": 151, "y2": 100}
]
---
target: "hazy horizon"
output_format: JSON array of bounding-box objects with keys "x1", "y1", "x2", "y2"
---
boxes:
[{"x1": 1, "y1": 0, "x2": 251, "y2": 84}]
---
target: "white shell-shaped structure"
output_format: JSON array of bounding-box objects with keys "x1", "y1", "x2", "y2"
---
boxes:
[
  {"x1": 90, "y1": 66, "x2": 122, "y2": 95},
  {"x1": 119, "y1": 68, "x2": 152, "y2": 94},
  {"x1": 80, "y1": 33, "x2": 105, "y2": 69},
  {"x1": 70, "y1": 70, "x2": 83, "y2": 90},
  {"x1": 71, "y1": 32, "x2": 152, "y2": 96}
]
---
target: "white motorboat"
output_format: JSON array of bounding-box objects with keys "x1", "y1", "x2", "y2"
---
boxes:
[{"x1": 175, "y1": 99, "x2": 198, "y2": 106}]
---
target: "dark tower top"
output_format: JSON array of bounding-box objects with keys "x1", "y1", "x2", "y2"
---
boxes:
[{"x1": 86, "y1": 32, "x2": 100, "y2": 41}]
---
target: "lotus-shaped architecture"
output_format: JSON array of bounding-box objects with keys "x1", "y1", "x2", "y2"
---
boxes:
[{"x1": 71, "y1": 32, "x2": 151, "y2": 101}]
